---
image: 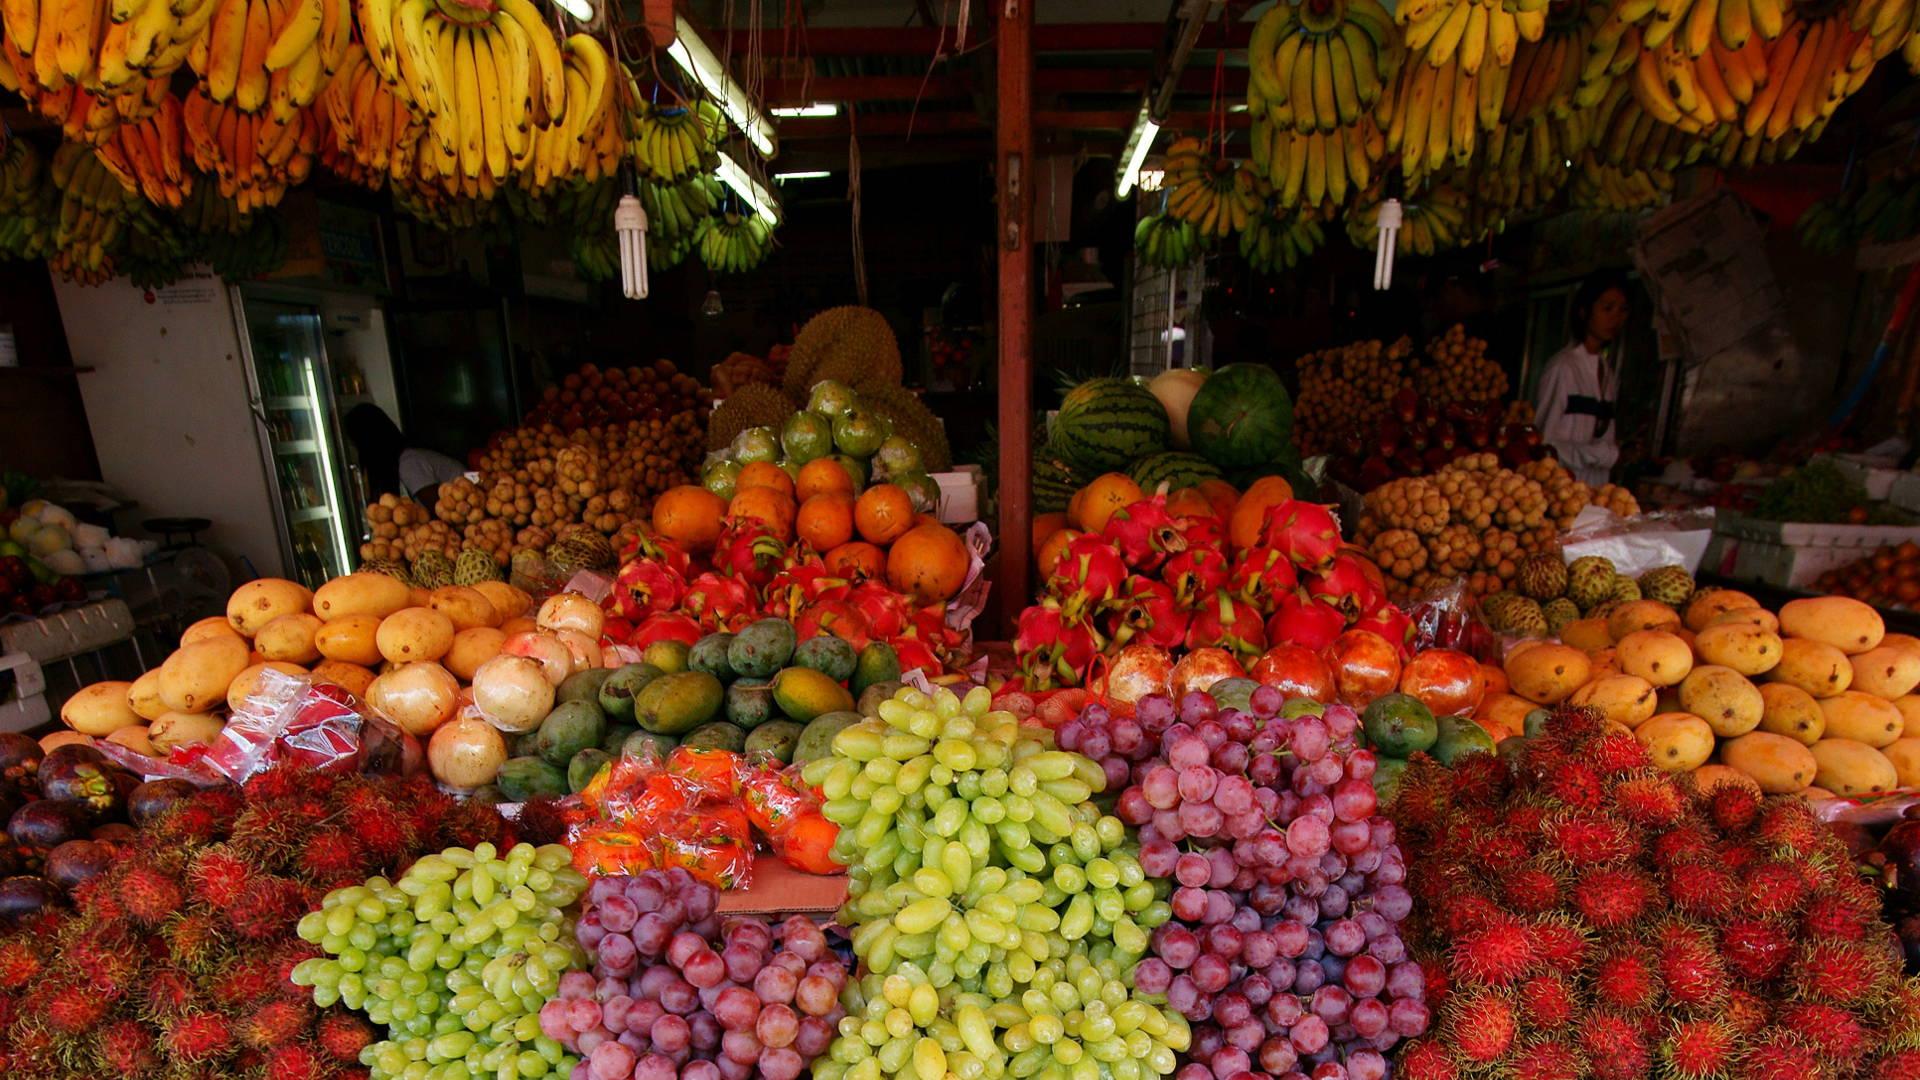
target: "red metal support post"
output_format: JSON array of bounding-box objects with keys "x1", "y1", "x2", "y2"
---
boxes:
[{"x1": 996, "y1": 0, "x2": 1034, "y2": 638}]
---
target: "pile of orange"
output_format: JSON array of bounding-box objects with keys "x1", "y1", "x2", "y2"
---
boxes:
[
  {"x1": 650, "y1": 461, "x2": 972, "y2": 604},
  {"x1": 1032, "y1": 471, "x2": 1266, "y2": 574}
]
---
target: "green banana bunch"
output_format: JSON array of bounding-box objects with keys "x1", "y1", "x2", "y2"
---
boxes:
[
  {"x1": 1134, "y1": 213, "x2": 1201, "y2": 270},
  {"x1": 176, "y1": 174, "x2": 253, "y2": 236},
  {"x1": 1239, "y1": 210, "x2": 1325, "y2": 273},
  {"x1": 0, "y1": 139, "x2": 45, "y2": 215},
  {"x1": 629, "y1": 98, "x2": 724, "y2": 182},
  {"x1": 206, "y1": 207, "x2": 290, "y2": 282},
  {"x1": 569, "y1": 231, "x2": 618, "y2": 281},
  {"x1": 647, "y1": 234, "x2": 691, "y2": 271},
  {"x1": 640, "y1": 173, "x2": 720, "y2": 241},
  {"x1": 695, "y1": 209, "x2": 773, "y2": 274}
]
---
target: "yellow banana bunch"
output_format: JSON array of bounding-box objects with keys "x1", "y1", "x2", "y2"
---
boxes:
[
  {"x1": 185, "y1": 0, "x2": 346, "y2": 121},
  {"x1": 181, "y1": 87, "x2": 317, "y2": 211},
  {"x1": 1346, "y1": 179, "x2": 1471, "y2": 255},
  {"x1": 1400, "y1": 0, "x2": 1546, "y2": 76},
  {"x1": 1134, "y1": 213, "x2": 1200, "y2": 270},
  {"x1": 1643, "y1": 0, "x2": 1788, "y2": 56},
  {"x1": 0, "y1": 138, "x2": 46, "y2": 214},
  {"x1": 629, "y1": 97, "x2": 725, "y2": 182},
  {"x1": 1499, "y1": 9, "x2": 1591, "y2": 122},
  {"x1": 317, "y1": 41, "x2": 426, "y2": 187},
  {"x1": 1480, "y1": 111, "x2": 1580, "y2": 208},
  {"x1": 1568, "y1": 152, "x2": 1674, "y2": 209},
  {"x1": 1248, "y1": 0, "x2": 1401, "y2": 136},
  {"x1": 1261, "y1": 119, "x2": 1384, "y2": 211},
  {"x1": 1573, "y1": 4, "x2": 1644, "y2": 109},
  {"x1": 696, "y1": 209, "x2": 775, "y2": 274},
  {"x1": 0, "y1": 0, "x2": 213, "y2": 142},
  {"x1": 520, "y1": 34, "x2": 620, "y2": 193},
  {"x1": 1384, "y1": 52, "x2": 1485, "y2": 181},
  {"x1": 94, "y1": 91, "x2": 193, "y2": 207},
  {"x1": 1850, "y1": 0, "x2": 1914, "y2": 63},
  {"x1": 1163, "y1": 136, "x2": 1263, "y2": 238},
  {"x1": 177, "y1": 168, "x2": 253, "y2": 233},
  {"x1": 0, "y1": 141, "x2": 57, "y2": 262},
  {"x1": 48, "y1": 139, "x2": 142, "y2": 283},
  {"x1": 1238, "y1": 208, "x2": 1325, "y2": 273},
  {"x1": 1739, "y1": 10, "x2": 1868, "y2": 141},
  {"x1": 648, "y1": 233, "x2": 691, "y2": 271}
]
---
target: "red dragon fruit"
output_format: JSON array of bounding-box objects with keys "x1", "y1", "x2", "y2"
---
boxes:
[
  {"x1": 848, "y1": 581, "x2": 912, "y2": 640},
  {"x1": 763, "y1": 556, "x2": 836, "y2": 621},
  {"x1": 1304, "y1": 554, "x2": 1384, "y2": 619},
  {"x1": 1226, "y1": 545, "x2": 1300, "y2": 615},
  {"x1": 713, "y1": 519, "x2": 788, "y2": 589},
  {"x1": 1045, "y1": 534, "x2": 1129, "y2": 618},
  {"x1": 608, "y1": 558, "x2": 687, "y2": 622},
  {"x1": 1351, "y1": 603, "x2": 1415, "y2": 657},
  {"x1": 1174, "y1": 513, "x2": 1226, "y2": 549},
  {"x1": 890, "y1": 635, "x2": 943, "y2": 678},
  {"x1": 1104, "y1": 576, "x2": 1190, "y2": 651},
  {"x1": 1101, "y1": 496, "x2": 1188, "y2": 573},
  {"x1": 682, "y1": 572, "x2": 756, "y2": 633},
  {"x1": 1184, "y1": 590, "x2": 1268, "y2": 663},
  {"x1": 1266, "y1": 592, "x2": 1347, "y2": 651},
  {"x1": 1263, "y1": 499, "x2": 1342, "y2": 572},
  {"x1": 1015, "y1": 601, "x2": 1105, "y2": 690},
  {"x1": 620, "y1": 529, "x2": 692, "y2": 578},
  {"x1": 796, "y1": 589, "x2": 871, "y2": 650},
  {"x1": 1162, "y1": 546, "x2": 1233, "y2": 610},
  {"x1": 629, "y1": 611, "x2": 703, "y2": 648}
]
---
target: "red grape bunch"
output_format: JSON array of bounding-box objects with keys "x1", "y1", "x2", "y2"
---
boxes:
[
  {"x1": 1094, "y1": 685, "x2": 1428, "y2": 1080},
  {"x1": 540, "y1": 869, "x2": 850, "y2": 1080}
]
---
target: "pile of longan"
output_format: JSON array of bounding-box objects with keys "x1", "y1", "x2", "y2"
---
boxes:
[
  {"x1": 1415, "y1": 324, "x2": 1508, "y2": 407},
  {"x1": 1293, "y1": 337, "x2": 1414, "y2": 455}
]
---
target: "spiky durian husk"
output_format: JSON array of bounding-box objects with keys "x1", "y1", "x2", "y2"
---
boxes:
[
  {"x1": 860, "y1": 383, "x2": 953, "y2": 472},
  {"x1": 781, "y1": 306, "x2": 902, "y2": 398},
  {"x1": 706, "y1": 382, "x2": 798, "y2": 451}
]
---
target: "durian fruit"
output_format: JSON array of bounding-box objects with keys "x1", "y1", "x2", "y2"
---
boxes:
[
  {"x1": 708, "y1": 383, "x2": 798, "y2": 451},
  {"x1": 860, "y1": 384, "x2": 952, "y2": 473},
  {"x1": 782, "y1": 306, "x2": 902, "y2": 398}
]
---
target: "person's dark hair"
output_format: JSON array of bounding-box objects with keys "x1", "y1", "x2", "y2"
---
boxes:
[
  {"x1": 342, "y1": 404, "x2": 404, "y2": 497},
  {"x1": 1569, "y1": 271, "x2": 1632, "y2": 341}
]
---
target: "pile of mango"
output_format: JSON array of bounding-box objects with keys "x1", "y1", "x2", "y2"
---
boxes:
[
  {"x1": 488, "y1": 617, "x2": 904, "y2": 802},
  {"x1": 1486, "y1": 589, "x2": 1920, "y2": 799}
]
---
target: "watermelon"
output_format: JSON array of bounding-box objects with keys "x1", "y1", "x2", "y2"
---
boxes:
[
  {"x1": 1129, "y1": 451, "x2": 1223, "y2": 494},
  {"x1": 1188, "y1": 364, "x2": 1295, "y2": 469},
  {"x1": 1033, "y1": 450, "x2": 1087, "y2": 513},
  {"x1": 1052, "y1": 378, "x2": 1170, "y2": 472}
]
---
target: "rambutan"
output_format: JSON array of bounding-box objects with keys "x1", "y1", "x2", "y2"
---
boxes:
[
  {"x1": 153, "y1": 803, "x2": 225, "y2": 845},
  {"x1": 166, "y1": 1013, "x2": 234, "y2": 1062},
  {"x1": 1659, "y1": 923, "x2": 1731, "y2": 1007},
  {"x1": 1449, "y1": 914, "x2": 1535, "y2": 987},
  {"x1": 117, "y1": 862, "x2": 185, "y2": 924},
  {"x1": 65, "y1": 931, "x2": 139, "y2": 997},
  {"x1": 1718, "y1": 839, "x2": 1762, "y2": 871},
  {"x1": 1396, "y1": 1040, "x2": 1461, "y2": 1080},
  {"x1": 297, "y1": 829, "x2": 365, "y2": 886},
  {"x1": 1587, "y1": 729, "x2": 1652, "y2": 773},
  {"x1": 1666, "y1": 858, "x2": 1743, "y2": 919},
  {"x1": 438, "y1": 798, "x2": 509, "y2": 851},
  {"x1": 1592, "y1": 947, "x2": 1662, "y2": 1011},
  {"x1": 1500, "y1": 803, "x2": 1548, "y2": 839},
  {"x1": 189, "y1": 847, "x2": 256, "y2": 911},
  {"x1": 1777, "y1": 1003, "x2": 1869, "y2": 1065},
  {"x1": 1613, "y1": 775, "x2": 1686, "y2": 827},
  {"x1": 1544, "y1": 813, "x2": 1637, "y2": 865},
  {"x1": 143, "y1": 966, "x2": 198, "y2": 1016},
  {"x1": 0, "y1": 938, "x2": 43, "y2": 990},
  {"x1": 97, "y1": 1018, "x2": 159, "y2": 1074},
  {"x1": 1755, "y1": 801, "x2": 1824, "y2": 859},
  {"x1": 1542, "y1": 763, "x2": 1608, "y2": 810},
  {"x1": 1792, "y1": 940, "x2": 1897, "y2": 1005},
  {"x1": 1720, "y1": 918, "x2": 1794, "y2": 981},
  {"x1": 1661, "y1": 1019, "x2": 1739, "y2": 1080},
  {"x1": 1738, "y1": 1035, "x2": 1826, "y2": 1080},
  {"x1": 1802, "y1": 886, "x2": 1880, "y2": 942},
  {"x1": 165, "y1": 911, "x2": 227, "y2": 971},
  {"x1": 341, "y1": 805, "x2": 411, "y2": 865},
  {"x1": 1518, "y1": 974, "x2": 1577, "y2": 1027},
  {"x1": 45, "y1": 981, "x2": 110, "y2": 1034},
  {"x1": 1466, "y1": 831, "x2": 1530, "y2": 872},
  {"x1": 1441, "y1": 990, "x2": 1515, "y2": 1064},
  {"x1": 1706, "y1": 783, "x2": 1761, "y2": 832},
  {"x1": 242, "y1": 1000, "x2": 311, "y2": 1050},
  {"x1": 1506, "y1": 1039, "x2": 1582, "y2": 1080},
  {"x1": 1652, "y1": 824, "x2": 1716, "y2": 869},
  {"x1": 210, "y1": 956, "x2": 289, "y2": 1007},
  {"x1": 263, "y1": 1042, "x2": 325, "y2": 1080},
  {"x1": 1498, "y1": 865, "x2": 1562, "y2": 913},
  {"x1": 1873, "y1": 1049, "x2": 1920, "y2": 1080},
  {"x1": 1438, "y1": 891, "x2": 1506, "y2": 938},
  {"x1": 227, "y1": 877, "x2": 308, "y2": 940},
  {"x1": 316, "y1": 1012, "x2": 374, "y2": 1063},
  {"x1": 1447, "y1": 753, "x2": 1511, "y2": 807},
  {"x1": 1745, "y1": 860, "x2": 1812, "y2": 918},
  {"x1": 1724, "y1": 987, "x2": 1772, "y2": 1036},
  {"x1": 1525, "y1": 918, "x2": 1590, "y2": 969},
  {"x1": 242, "y1": 767, "x2": 304, "y2": 804},
  {"x1": 1572, "y1": 866, "x2": 1656, "y2": 929}
]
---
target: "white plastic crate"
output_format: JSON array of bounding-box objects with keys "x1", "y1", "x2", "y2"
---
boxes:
[{"x1": 1705, "y1": 513, "x2": 1920, "y2": 588}]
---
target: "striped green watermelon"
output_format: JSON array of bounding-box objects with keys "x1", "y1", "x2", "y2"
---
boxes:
[
  {"x1": 1052, "y1": 378, "x2": 1170, "y2": 472},
  {"x1": 1188, "y1": 364, "x2": 1294, "y2": 469},
  {"x1": 1033, "y1": 451, "x2": 1087, "y2": 513},
  {"x1": 1129, "y1": 451, "x2": 1223, "y2": 494}
]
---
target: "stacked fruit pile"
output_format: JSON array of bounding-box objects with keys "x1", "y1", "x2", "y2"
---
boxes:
[
  {"x1": 1816, "y1": 541, "x2": 1920, "y2": 610},
  {"x1": 1295, "y1": 327, "x2": 1517, "y2": 459},
  {"x1": 703, "y1": 378, "x2": 949, "y2": 513},
  {"x1": 0, "y1": 737, "x2": 149, "y2": 919},
  {"x1": 1017, "y1": 479, "x2": 1413, "y2": 691},
  {"x1": 1480, "y1": 552, "x2": 1693, "y2": 637},
  {"x1": 1492, "y1": 584, "x2": 1920, "y2": 799},
  {"x1": 1357, "y1": 454, "x2": 1640, "y2": 600},
  {"x1": 0, "y1": 764, "x2": 508, "y2": 1080},
  {"x1": 1392, "y1": 707, "x2": 1920, "y2": 1079},
  {"x1": 801, "y1": 683, "x2": 1191, "y2": 1080},
  {"x1": 539, "y1": 870, "x2": 849, "y2": 1080}
]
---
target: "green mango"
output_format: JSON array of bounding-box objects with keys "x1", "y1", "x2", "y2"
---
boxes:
[
  {"x1": 793, "y1": 635, "x2": 857, "y2": 683},
  {"x1": 601, "y1": 724, "x2": 638, "y2": 754},
  {"x1": 745, "y1": 720, "x2": 805, "y2": 764},
  {"x1": 772, "y1": 667, "x2": 857, "y2": 722},
  {"x1": 1432, "y1": 715, "x2": 1498, "y2": 765},
  {"x1": 1523, "y1": 708, "x2": 1553, "y2": 738},
  {"x1": 598, "y1": 663, "x2": 663, "y2": 723},
  {"x1": 1360, "y1": 693, "x2": 1438, "y2": 758},
  {"x1": 728, "y1": 619, "x2": 798, "y2": 679},
  {"x1": 689, "y1": 633, "x2": 737, "y2": 679},
  {"x1": 567, "y1": 748, "x2": 611, "y2": 792},
  {"x1": 642, "y1": 640, "x2": 691, "y2": 675},
  {"x1": 852, "y1": 642, "x2": 902, "y2": 697},
  {"x1": 857, "y1": 680, "x2": 904, "y2": 718},
  {"x1": 794, "y1": 711, "x2": 862, "y2": 766},
  {"x1": 557, "y1": 668, "x2": 614, "y2": 706},
  {"x1": 633, "y1": 671, "x2": 726, "y2": 735},
  {"x1": 725, "y1": 678, "x2": 776, "y2": 730},
  {"x1": 621, "y1": 729, "x2": 679, "y2": 759},
  {"x1": 535, "y1": 701, "x2": 606, "y2": 766},
  {"x1": 680, "y1": 721, "x2": 747, "y2": 752},
  {"x1": 1209, "y1": 678, "x2": 1258, "y2": 714},
  {"x1": 496, "y1": 757, "x2": 567, "y2": 802},
  {"x1": 1371, "y1": 756, "x2": 1409, "y2": 805}
]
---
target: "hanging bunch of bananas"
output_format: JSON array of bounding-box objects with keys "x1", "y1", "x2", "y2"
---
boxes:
[
  {"x1": 47, "y1": 140, "x2": 142, "y2": 283},
  {"x1": 1635, "y1": 0, "x2": 1787, "y2": 57},
  {"x1": 1573, "y1": 3, "x2": 1647, "y2": 109},
  {"x1": 0, "y1": 139, "x2": 57, "y2": 261},
  {"x1": 1163, "y1": 137, "x2": 1263, "y2": 237},
  {"x1": 203, "y1": 201, "x2": 288, "y2": 279},
  {"x1": 1568, "y1": 152, "x2": 1675, "y2": 208},
  {"x1": 1479, "y1": 109, "x2": 1582, "y2": 208},
  {"x1": 186, "y1": 0, "x2": 350, "y2": 123},
  {"x1": 1134, "y1": 212, "x2": 1200, "y2": 269},
  {"x1": 1797, "y1": 171, "x2": 1920, "y2": 251},
  {"x1": 1346, "y1": 179, "x2": 1471, "y2": 254},
  {"x1": 1591, "y1": 77, "x2": 1696, "y2": 170},
  {"x1": 555, "y1": 177, "x2": 620, "y2": 280},
  {"x1": 648, "y1": 233, "x2": 690, "y2": 271},
  {"x1": 1260, "y1": 121, "x2": 1384, "y2": 211},
  {"x1": 390, "y1": 180, "x2": 496, "y2": 229},
  {"x1": 1500, "y1": 6, "x2": 1595, "y2": 123},
  {"x1": 94, "y1": 93, "x2": 193, "y2": 208},
  {"x1": 1397, "y1": 0, "x2": 1548, "y2": 75},
  {"x1": 1247, "y1": 0, "x2": 1402, "y2": 135},
  {"x1": 182, "y1": 88, "x2": 318, "y2": 210},
  {"x1": 1239, "y1": 208, "x2": 1326, "y2": 272},
  {"x1": 0, "y1": 137, "x2": 47, "y2": 215},
  {"x1": 641, "y1": 171, "x2": 721, "y2": 243},
  {"x1": 116, "y1": 208, "x2": 194, "y2": 288},
  {"x1": 629, "y1": 97, "x2": 724, "y2": 181},
  {"x1": 175, "y1": 168, "x2": 253, "y2": 233},
  {"x1": 316, "y1": 41, "x2": 427, "y2": 188},
  {"x1": 0, "y1": 0, "x2": 210, "y2": 143},
  {"x1": 513, "y1": 34, "x2": 623, "y2": 194},
  {"x1": 696, "y1": 208, "x2": 773, "y2": 273},
  {"x1": 1741, "y1": 7, "x2": 1868, "y2": 139},
  {"x1": 1385, "y1": 46, "x2": 1486, "y2": 179}
]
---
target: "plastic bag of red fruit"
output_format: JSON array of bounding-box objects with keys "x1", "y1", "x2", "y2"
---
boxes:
[{"x1": 0, "y1": 555, "x2": 89, "y2": 621}]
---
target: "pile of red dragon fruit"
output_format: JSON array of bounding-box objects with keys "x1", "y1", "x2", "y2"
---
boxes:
[
  {"x1": 1057, "y1": 683, "x2": 1427, "y2": 1080},
  {"x1": 1017, "y1": 496, "x2": 1411, "y2": 689},
  {"x1": 598, "y1": 522, "x2": 965, "y2": 676}
]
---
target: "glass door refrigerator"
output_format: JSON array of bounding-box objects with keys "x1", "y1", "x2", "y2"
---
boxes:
[{"x1": 232, "y1": 287, "x2": 357, "y2": 588}]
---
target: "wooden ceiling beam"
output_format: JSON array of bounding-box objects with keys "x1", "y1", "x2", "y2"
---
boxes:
[{"x1": 726, "y1": 21, "x2": 1252, "y2": 57}]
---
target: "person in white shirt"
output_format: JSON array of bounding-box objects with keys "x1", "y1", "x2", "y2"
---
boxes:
[
  {"x1": 1534, "y1": 273, "x2": 1630, "y2": 487},
  {"x1": 343, "y1": 404, "x2": 467, "y2": 503}
]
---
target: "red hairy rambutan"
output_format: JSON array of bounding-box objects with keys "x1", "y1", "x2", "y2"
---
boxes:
[
  {"x1": 143, "y1": 966, "x2": 198, "y2": 1016},
  {"x1": 1659, "y1": 924, "x2": 1730, "y2": 1007},
  {"x1": 227, "y1": 878, "x2": 308, "y2": 940},
  {"x1": 1739, "y1": 1036, "x2": 1826, "y2": 1080},
  {"x1": 118, "y1": 862, "x2": 185, "y2": 924},
  {"x1": 1661, "y1": 1019, "x2": 1738, "y2": 1080},
  {"x1": 1613, "y1": 776, "x2": 1686, "y2": 827},
  {"x1": 1449, "y1": 915, "x2": 1535, "y2": 987},
  {"x1": 1706, "y1": 783, "x2": 1761, "y2": 832},
  {"x1": 1745, "y1": 861, "x2": 1811, "y2": 918},
  {"x1": 1466, "y1": 832, "x2": 1529, "y2": 871},
  {"x1": 342, "y1": 806, "x2": 411, "y2": 864},
  {"x1": 0, "y1": 938, "x2": 40, "y2": 989},
  {"x1": 155, "y1": 803, "x2": 225, "y2": 844},
  {"x1": 1544, "y1": 813, "x2": 1636, "y2": 865},
  {"x1": 316, "y1": 1012, "x2": 375, "y2": 1063},
  {"x1": 1587, "y1": 729, "x2": 1652, "y2": 773},
  {"x1": 1500, "y1": 866, "x2": 1561, "y2": 913},
  {"x1": 1793, "y1": 940, "x2": 1897, "y2": 1005},
  {"x1": 1525, "y1": 918, "x2": 1590, "y2": 969},
  {"x1": 1718, "y1": 840, "x2": 1762, "y2": 871},
  {"x1": 1447, "y1": 753, "x2": 1510, "y2": 807},
  {"x1": 1507, "y1": 1040, "x2": 1582, "y2": 1080},
  {"x1": 166, "y1": 1013, "x2": 234, "y2": 1062},
  {"x1": 1724, "y1": 987, "x2": 1771, "y2": 1036},
  {"x1": 1581, "y1": 1014, "x2": 1648, "y2": 1080},
  {"x1": 1720, "y1": 919, "x2": 1794, "y2": 981},
  {"x1": 1543, "y1": 763, "x2": 1607, "y2": 810},
  {"x1": 242, "y1": 768, "x2": 303, "y2": 803},
  {"x1": 298, "y1": 830, "x2": 364, "y2": 886},
  {"x1": 263, "y1": 1042, "x2": 325, "y2": 1080},
  {"x1": 1517, "y1": 975, "x2": 1577, "y2": 1028},
  {"x1": 1755, "y1": 802, "x2": 1823, "y2": 858},
  {"x1": 1572, "y1": 867, "x2": 1655, "y2": 928},
  {"x1": 65, "y1": 933, "x2": 139, "y2": 997},
  {"x1": 242, "y1": 1000, "x2": 312, "y2": 1050},
  {"x1": 1802, "y1": 887, "x2": 1880, "y2": 942},
  {"x1": 165, "y1": 912, "x2": 226, "y2": 970},
  {"x1": 1872, "y1": 1049, "x2": 1920, "y2": 1080},
  {"x1": 439, "y1": 798, "x2": 509, "y2": 850},
  {"x1": 46, "y1": 981, "x2": 109, "y2": 1034},
  {"x1": 1501, "y1": 803, "x2": 1548, "y2": 838},
  {"x1": 1593, "y1": 947, "x2": 1662, "y2": 1011},
  {"x1": 1439, "y1": 892, "x2": 1505, "y2": 938},
  {"x1": 98, "y1": 1019, "x2": 159, "y2": 1074},
  {"x1": 1396, "y1": 1040, "x2": 1461, "y2": 1080},
  {"x1": 1651, "y1": 825, "x2": 1715, "y2": 869},
  {"x1": 1442, "y1": 990, "x2": 1515, "y2": 1064},
  {"x1": 1665, "y1": 859, "x2": 1742, "y2": 919},
  {"x1": 210, "y1": 957, "x2": 287, "y2": 1007},
  {"x1": 190, "y1": 847, "x2": 256, "y2": 911},
  {"x1": 1777, "y1": 1003, "x2": 1869, "y2": 1065}
]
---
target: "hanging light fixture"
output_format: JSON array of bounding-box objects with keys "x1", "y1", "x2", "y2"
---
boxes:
[
  {"x1": 701, "y1": 289, "x2": 725, "y2": 317},
  {"x1": 1373, "y1": 199, "x2": 1402, "y2": 291},
  {"x1": 615, "y1": 190, "x2": 649, "y2": 300}
]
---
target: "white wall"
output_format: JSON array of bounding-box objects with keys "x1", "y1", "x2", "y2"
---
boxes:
[{"x1": 52, "y1": 272, "x2": 284, "y2": 577}]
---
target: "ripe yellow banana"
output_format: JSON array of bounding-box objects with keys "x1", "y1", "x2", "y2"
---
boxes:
[
  {"x1": 1428, "y1": 1, "x2": 1473, "y2": 68},
  {"x1": 565, "y1": 33, "x2": 607, "y2": 142},
  {"x1": 235, "y1": 0, "x2": 271, "y2": 110},
  {"x1": 450, "y1": 23, "x2": 479, "y2": 178},
  {"x1": 1248, "y1": 4, "x2": 1291, "y2": 104},
  {"x1": 472, "y1": 26, "x2": 506, "y2": 179},
  {"x1": 1328, "y1": 34, "x2": 1362, "y2": 123},
  {"x1": 265, "y1": 0, "x2": 321, "y2": 71},
  {"x1": 495, "y1": 0, "x2": 563, "y2": 120},
  {"x1": 1311, "y1": 38, "x2": 1338, "y2": 130},
  {"x1": 1461, "y1": 4, "x2": 1488, "y2": 73}
]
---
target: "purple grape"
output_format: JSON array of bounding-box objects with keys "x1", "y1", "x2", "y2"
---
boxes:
[
  {"x1": 753, "y1": 965, "x2": 797, "y2": 1005},
  {"x1": 1178, "y1": 692, "x2": 1217, "y2": 724},
  {"x1": 1194, "y1": 720, "x2": 1228, "y2": 749},
  {"x1": 1310, "y1": 985, "x2": 1352, "y2": 1026},
  {"x1": 1258, "y1": 1037, "x2": 1298, "y2": 1075},
  {"x1": 1103, "y1": 758, "x2": 1132, "y2": 791},
  {"x1": 1134, "y1": 957, "x2": 1173, "y2": 994},
  {"x1": 1178, "y1": 801, "x2": 1224, "y2": 837},
  {"x1": 1368, "y1": 934, "x2": 1406, "y2": 964},
  {"x1": 755, "y1": 1004, "x2": 799, "y2": 1049},
  {"x1": 794, "y1": 1016, "x2": 834, "y2": 1058},
  {"x1": 1289, "y1": 1015, "x2": 1330, "y2": 1054},
  {"x1": 759, "y1": 1047, "x2": 805, "y2": 1080},
  {"x1": 1175, "y1": 853, "x2": 1212, "y2": 888},
  {"x1": 1143, "y1": 765, "x2": 1181, "y2": 808},
  {"x1": 627, "y1": 998, "x2": 664, "y2": 1035},
  {"x1": 1169, "y1": 736, "x2": 1210, "y2": 769},
  {"x1": 597, "y1": 933, "x2": 637, "y2": 977},
  {"x1": 1387, "y1": 998, "x2": 1430, "y2": 1037},
  {"x1": 1191, "y1": 953, "x2": 1231, "y2": 993},
  {"x1": 633, "y1": 1053, "x2": 676, "y2": 1080},
  {"x1": 1211, "y1": 742, "x2": 1249, "y2": 774},
  {"x1": 1117, "y1": 787, "x2": 1154, "y2": 824},
  {"x1": 1166, "y1": 975, "x2": 1201, "y2": 1016},
  {"x1": 599, "y1": 894, "x2": 640, "y2": 934}
]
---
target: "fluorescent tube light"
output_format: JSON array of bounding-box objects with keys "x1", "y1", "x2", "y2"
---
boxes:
[
  {"x1": 552, "y1": 0, "x2": 592, "y2": 20},
  {"x1": 718, "y1": 152, "x2": 782, "y2": 224},
  {"x1": 668, "y1": 15, "x2": 777, "y2": 157},
  {"x1": 1116, "y1": 104, "x2": 1159, "y2": 199},
  {"x1": 772, "y1": 103, "x2": 839, "y2": 118},
  {"x1": 775, "y1": 170, "x2": 831, "y2": 182}
]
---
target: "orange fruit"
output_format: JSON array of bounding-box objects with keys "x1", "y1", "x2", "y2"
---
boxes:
[
  {"x1": 1071, "y1": 473, "x2": 1144, "y2": 534},
  {"x1": 887, "y1": 522, "x2": 971, "y2": 603},
  {"x1": 651, "y1": 485, "x2": 727, "y2": 552},
  {"x1": 825, "y1": 542, "x2": 887, "y2": 581},
  {"x1": 1037, "y1": 528, "x2": 1082, "y2": 575},
  {"x1": 1229, "y1": 475, "x2": 1294, "y2": 551},
  {"x1": 1197, "y1": 478, "x2": 1240, "y2": 520},
  {"x1": 855, "y1": 484, "x2": 915, "y2": 545},
  {"x1": 1165, "y1": 488, "x2": 1215, "y2": 519},
  {"x1": 1032, "y1": 512, "x2": 1069, "y2": 551},
  {"x1": 729, "y1": 486, "x2": 796, "y2": 542},
  {"x1": 736, "y1": 461, "x2": 796, "y2": 499},
  {"x1": 797, "y1": 493, "x2": 856, "y2": 552},
  {"x1": 797, "y1": 458, "x2": 857, "y2": 501}
]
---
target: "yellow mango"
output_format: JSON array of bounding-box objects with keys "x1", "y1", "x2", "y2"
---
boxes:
[
  {"x1": 1817, "y1": 691, "x2": 1905, "y2": 748},
  {"x1": 1809, "y1": 738, "x2": 1899, "y2": 796},
  {"x1": 1718, "y1": 731, "x2": 1818, "y2": 793},
  {"x1": 1636, "y1": 712, "x2": 1715, "y2": 773},
  {"x1": 1780, "y1": 596, "x2": 1886, "y2": 655}
]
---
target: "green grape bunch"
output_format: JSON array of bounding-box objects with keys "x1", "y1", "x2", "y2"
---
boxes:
[{"x1": 293, "y1": 842, "x2": 589, "y2": 1080}]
